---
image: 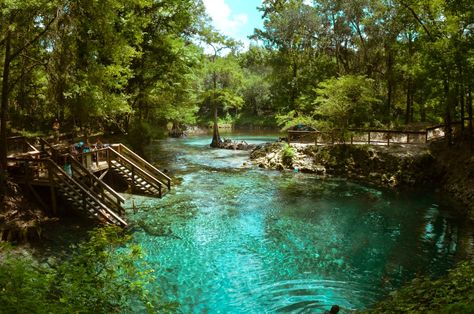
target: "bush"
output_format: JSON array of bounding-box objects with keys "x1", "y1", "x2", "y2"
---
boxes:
[
  {"x1": 0, "y1": 226, "x2": 177, "y2": 313},
  {"x1": 365, "y1": 261, "x2": 474, "y2": 313},
  {"x1": 281, "y1": 143, "x2": 295, "y2": 166}
]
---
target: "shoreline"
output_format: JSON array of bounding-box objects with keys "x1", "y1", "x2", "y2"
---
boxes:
[{"x1": 250, "y1": 141, "x2": 474, "y2": 221}]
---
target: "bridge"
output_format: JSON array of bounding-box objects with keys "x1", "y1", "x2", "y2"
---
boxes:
[{"x1": 6, "y1": 136, "x2": 171, "y2": 228}]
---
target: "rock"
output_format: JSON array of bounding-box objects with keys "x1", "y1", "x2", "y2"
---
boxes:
[{"x1": 250, "y1": 141, "x2": 439, "y2": 189}]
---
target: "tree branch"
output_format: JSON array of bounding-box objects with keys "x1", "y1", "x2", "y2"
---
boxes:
[
  {"x1": 398, "y1": 0, "x2": 435, "y2": 41},
  {"x1": 10, "y1": 8, "x2": 59, "y2": 61}
]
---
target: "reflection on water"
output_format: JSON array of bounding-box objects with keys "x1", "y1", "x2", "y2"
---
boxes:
[{"x1": 123, "y1": 134, "x2": 473, "y2": 313}]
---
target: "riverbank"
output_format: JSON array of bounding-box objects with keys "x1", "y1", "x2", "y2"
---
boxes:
[{"x1": 250, "y1": 141, "x2": 474, "y2": 220}]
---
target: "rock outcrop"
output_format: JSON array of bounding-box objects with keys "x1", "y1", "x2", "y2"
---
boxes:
[
  {"x1": 251, "y1": 143, "x2": 438, "y2": 187},
  {"x1": 215, "y1": 138, "x2": 257, "y2": 151},
  {"x1": 250, "y1": 141, "x2": 474, "y2": 220}
]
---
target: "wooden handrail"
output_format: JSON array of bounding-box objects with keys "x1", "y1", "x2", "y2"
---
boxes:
[
  {"x1": 45, "y1": 158, "x2": 127, "y2": 227},
  {"x1": 8, "y1": 156, "x2": 127, "y2": 226},
  {"x1": 112, "y1": 144, "x2": 171, "y2": 189},
  {"x1": 107, "y1": 148, "x2": 164, "y2": 194},
  {"x1": 6, "y1": 136, "x2": 39, "y2": 156},
  {"x1": 67, "y1": 154, "x2": 125, "y2": 204},
  {"x1": 37, "y1": 141, "x2": 125, "y2": 208},
  {"x1": 288, "y1": 129, "x2": 426, "y2": 135},
  {"x1": 287, "y1": 120, "x2": 474, "y2": 145}
]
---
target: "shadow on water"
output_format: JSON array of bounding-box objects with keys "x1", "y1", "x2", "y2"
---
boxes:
[{"x1": 122, "y1": 134, "x2": 474, "y2": 313}]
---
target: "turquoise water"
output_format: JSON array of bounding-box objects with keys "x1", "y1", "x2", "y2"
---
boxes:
[{"x1": 124, "y1": 135, "x2": 471, "y2": 313}]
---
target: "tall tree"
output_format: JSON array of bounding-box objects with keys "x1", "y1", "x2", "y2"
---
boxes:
[{"x1": 0, "y1": 0, "x2": 59, "y2": 200}]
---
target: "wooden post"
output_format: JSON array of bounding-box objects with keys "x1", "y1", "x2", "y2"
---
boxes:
[
  {"x1": 407, "y1": 133, "x2": 410, "y2": 144},
  {"x1": 51, "y1": 186, "x2": 57, "y2": 215},
  {"x1": 387, "y1": 135, "x2": 390, "y2": 146},
  {"x1": 82, "y1": 190, "x2": 86, "y2": 212},
  {"x1": 48, "y1": 165, "x2": 57, "y2": 215},
  {"x1": 368, "y1": 132, "x2": 371, "y2": 144},
  {"x1": 425, "y1": 130, "x2": 428, "y2": 143},
  {"x1": 351, "y1": 134, "x2": 353, "y2": 145},
  {"x1": 131, "y1": 167, "x2": 135, "y2": 193},
  {"x1": 107, "y1": 149, "x2": 111, "y2": 169}
]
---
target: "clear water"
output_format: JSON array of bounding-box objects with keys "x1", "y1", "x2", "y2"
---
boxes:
[{"x1": 123, "y1": 134, "x2": 472, "y2": 313}]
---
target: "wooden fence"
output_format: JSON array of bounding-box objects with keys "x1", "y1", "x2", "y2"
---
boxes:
[{"x1": 288, "y1": 118, "x2": 472, "y2": 146}]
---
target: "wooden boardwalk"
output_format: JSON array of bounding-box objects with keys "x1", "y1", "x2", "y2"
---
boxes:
[{"x1": 6, "y1": 137, "x2": 171, "y2": 228}]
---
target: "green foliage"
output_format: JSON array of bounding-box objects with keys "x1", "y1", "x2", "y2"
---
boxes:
[
  {"x1": 0, "y1": 226, "x2": 174, "y2": 313},
  {"x1": 281, "y1": 143, "x2": 295, "y2": 166},
  {"x1": 1, "y1": 0, "x2": 473, "y2": 146},
  {"x1": 126, "y1": 121, "x2": 164, "y2": 155},
  {"x1": 366, "y1": 261, "x2": 474, "y2": 313},
  {"x1": 276, "y1": 110, "x2": 317, "y2": 131},
  {"x1": 315, "y1": 75, "x2": 381, "y2": 136}
]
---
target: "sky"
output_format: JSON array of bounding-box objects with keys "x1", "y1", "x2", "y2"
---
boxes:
[{"x1": 202, "y1": 0, "x2": 264, "y2": 50}]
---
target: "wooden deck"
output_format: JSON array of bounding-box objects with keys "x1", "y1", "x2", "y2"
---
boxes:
[{"x1": 6, "y1": 137, "x2": 172, "y2": 228}]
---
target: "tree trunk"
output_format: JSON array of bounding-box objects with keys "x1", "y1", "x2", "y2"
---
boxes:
[
  {"x1": 444, "y1": 78, "x2": 453, "y2": 146},
  {"x1": 169, "y1": 121, "x2": 184, "y2": 138},
  {"x1": 468, "y1": 85, "x2": 473, "y2": 151},
  {"x1": 289, "y1": 59, "x2": 298, "y2": 110},
  {"x1": 386, "y1": 45, "x2": 394, "y2": 123},
  {"x1": 210, "y1": 71, "x2": 221, "y2": 148},
  {"x1": 405, "y1": 78, "x2": 413, "y2": 124},
  {"x1": 0, "y1": 26, "x2": 12, "y2": 203},
  {"x1": 459, "y1": 81, "x2": 465, "y2": 136},
  {"x1": 210, "y1": 105, "x2": 221, "y2": 147}
]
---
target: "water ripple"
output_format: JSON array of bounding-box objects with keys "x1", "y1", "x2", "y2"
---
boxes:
[{"x1": 249, "y1": 278, "x2": 382, "y2": 313}]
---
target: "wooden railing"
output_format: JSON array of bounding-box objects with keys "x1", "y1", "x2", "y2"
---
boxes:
[
  {"x1": 111, "y1": 144, "x2": 171, "y2": 190},
  {"x1": 45, "y1": 158, "x2": 127, "y2": 227},
  {"x1": 6, "y1": 156, "x2": 128, "y2": 227},
  {"x1": 106, "y1": 147, "x2": 165, "y2": 197},
  {"x1": 7, "y1": 136, "x2": 40, "y2": 157},
  {"x1": 288, "y1": 129, "x2": 427, "y2": 145},
  {"x1": 66, "y1": 154, "x2": 125, "y2": 214},
  {"x1": 74, "y1": 147, "x2": 110, "y2": 170},
  {"x1": 288, "y1": 118, "x2": 473, "y2": 145},
  {"x1": 71, "y1": 145, "x2": 170, "y2": 194},
  {"x1": 35, "y1": 139, "x2": 125, "y2": 211}
]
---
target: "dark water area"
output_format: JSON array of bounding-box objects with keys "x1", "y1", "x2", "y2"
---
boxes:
[{"x1": 122, "y1": 133, "x2": 474, "y2": 313}]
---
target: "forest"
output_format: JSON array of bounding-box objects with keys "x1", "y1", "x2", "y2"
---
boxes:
[
  {"x1": 1, "y1": 0, "x2": 473, "y2": 153},
  {"x1": 1, "y1": 0, "x2": 474, "y2": 313}
]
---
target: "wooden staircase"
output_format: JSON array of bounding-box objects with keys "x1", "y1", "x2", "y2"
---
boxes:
[
  {"x1": 46, "y1": 158, "x2": 128, "y2": 227},
  {"x1": 6, "y1": 137, "x2": 171, "y2": 228},
  {"x1": 108, "y1": 144, "x2": 171, "y2": 198}
]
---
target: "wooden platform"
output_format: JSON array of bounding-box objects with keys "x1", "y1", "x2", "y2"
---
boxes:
[{"x1": 6, "y1": 137, "x2": 172, "y2": 227}]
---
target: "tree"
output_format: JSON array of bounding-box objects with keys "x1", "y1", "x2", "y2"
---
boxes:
[
  {"x1": 256, "y1": 0, "x2": 333, "y2": 113},
  {"x1": 314, "y1": 75, "x2": 381, "y2": 140},
  {"x1": 198, "y1": 28, "x2": 242, "y2": 147},
  {"x1": 0, "y1": 0, "x2": 60, "y2": 201}
]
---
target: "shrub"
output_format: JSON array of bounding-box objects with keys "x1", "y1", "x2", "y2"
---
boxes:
[
  {"x1": 0, "y1": 226, "x2": 176, "y2": 313},
  {"x1": 281, "y1": 143, "x2": 295, "y2": 166},
  {"x1": 365, "y1": 261, "x2": 474, "y2": 313}
]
